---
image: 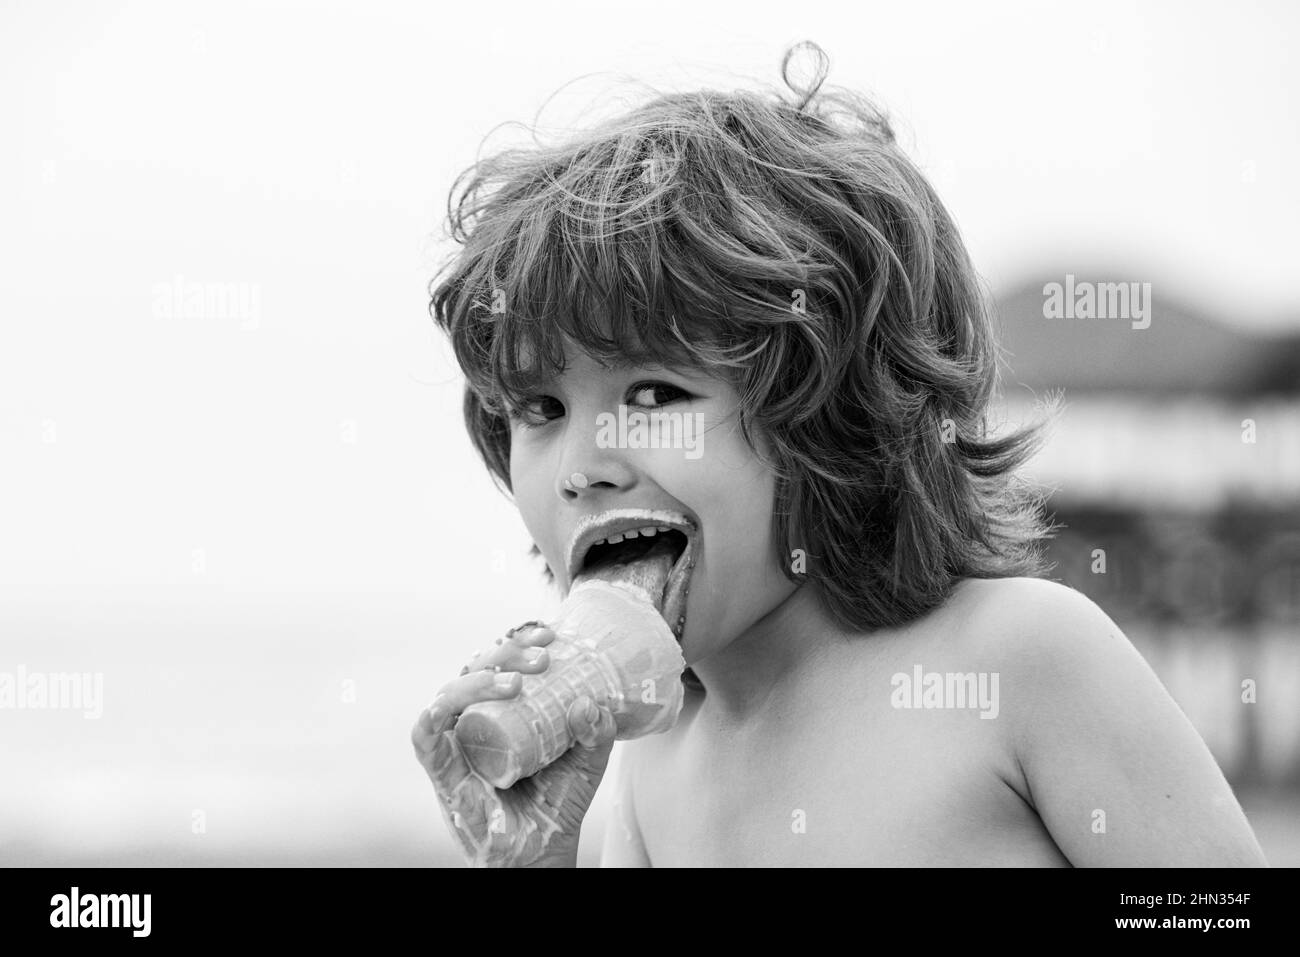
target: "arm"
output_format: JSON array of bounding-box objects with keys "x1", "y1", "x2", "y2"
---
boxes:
[
  {"x1": 999, "y1": 580, "x2": 1267, "y2": 867},
  {"x1": 599, "y1": 743, "x2": 652, "y2": 867}
]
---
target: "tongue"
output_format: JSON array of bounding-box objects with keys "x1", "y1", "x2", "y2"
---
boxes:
[{"x1": 571, "y1": 535, "x2": 679, "y2": 612}]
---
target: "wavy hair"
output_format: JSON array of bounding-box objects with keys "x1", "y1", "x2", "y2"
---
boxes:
[{"x1": 429, "y1": 41, "x2": 1056, "y2": 631}]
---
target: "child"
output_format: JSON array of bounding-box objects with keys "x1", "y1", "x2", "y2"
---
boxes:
[{"x1": 411, "y1": 43, "x2": 1267, "y2": 867}]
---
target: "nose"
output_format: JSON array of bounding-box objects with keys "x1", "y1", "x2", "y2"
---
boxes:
[
  {"x1": 563, "y1": 471, "x2": 590, "y2": 493},
  {"x1": 555, "y1": 425, "x2": 636, "y2": 501},
  {"x1": 557, "y1": 464, "x2": 629, "y2": 501}
]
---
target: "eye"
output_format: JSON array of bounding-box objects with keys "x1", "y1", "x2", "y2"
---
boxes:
[
  {"x1": 626, "y1": 381, "x2": 690, "y2": 409},
  {"x1": 506, "y1": 381, "x2": 691, "y2": 429},
  {"x1": 507, "y1": 395, "x2": 564, "y2": 429}
]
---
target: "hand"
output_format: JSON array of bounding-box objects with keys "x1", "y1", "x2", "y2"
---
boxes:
[{"x1": 410, "y1": 624, "x2": 618, "y2": 867}]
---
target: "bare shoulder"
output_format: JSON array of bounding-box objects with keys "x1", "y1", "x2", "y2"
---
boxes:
[
  {"x1": 929, "y1": 577, "x2": 1156, "y2": 776},
  {"x1": 941, "y1": 577, "x2": 1267, "y2": 865},
  {"x1": 937, "y1": 576, "x2": 1135, "y2": 681},
  {"x1": 939, "y1": 576, "x2": 1145, "y2": 711},
  {"x1": 944, "y1": 575, "x2": 1119, "y2": 644}
]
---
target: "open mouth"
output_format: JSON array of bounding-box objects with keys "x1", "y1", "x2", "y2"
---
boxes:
[{"x1": 570, "y1": 519, "x2": 697, "y2": 641}]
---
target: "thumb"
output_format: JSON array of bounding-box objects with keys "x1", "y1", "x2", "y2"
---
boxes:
[
  {"x1": 520, "y1": 697, "x2": 617, "y2": 836},
  {"x1": 563, "y1": 695, "x2": 618, "y2": 775}
]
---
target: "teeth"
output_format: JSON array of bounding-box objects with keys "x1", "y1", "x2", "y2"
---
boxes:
[
  {"x1": 575, "y1": 517, "x2": 693, "y2": 577},
  {"x1": 598, "y1": 526, "x2": 663, "y2": 547}
]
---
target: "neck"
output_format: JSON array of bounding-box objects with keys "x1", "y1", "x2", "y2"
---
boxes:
[{"x1": 686, "y1": 581, "x2": 856, "y2": 723}]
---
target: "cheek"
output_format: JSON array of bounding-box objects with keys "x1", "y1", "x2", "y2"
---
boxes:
[
  {"x1": 727, "y1": 478, "x2": 781, "y2": 577},
  {"x1": 697, "y1": 444, "x2": 781, "y2": 576},
  {"x1": 508, "y1": 438, "x2": 553, "y2": 553},
  {"x1": 508, "y1": 426, "x2": 549, "y2": 493}
]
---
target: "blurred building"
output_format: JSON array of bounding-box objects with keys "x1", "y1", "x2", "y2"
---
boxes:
[{"x1": 994, "y1": 273, "x2": 1300, "y2": 789}]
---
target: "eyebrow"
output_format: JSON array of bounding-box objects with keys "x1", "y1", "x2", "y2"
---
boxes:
[
  {"x1": 510, "y1": 367, "x2": 549, "y2": 390},
  {"x1": 606, "y1": 356, "x2": 670, "y2": 372},
  {"x1": 511, "y1": 356, "x2": 675, "y2": 390}
]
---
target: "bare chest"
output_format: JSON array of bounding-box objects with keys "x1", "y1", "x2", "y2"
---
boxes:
[{"x1": 628, "y1": 690, "x2": 1068, "y2": 867}]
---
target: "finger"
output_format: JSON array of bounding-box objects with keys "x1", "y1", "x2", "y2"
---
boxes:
[
  {"x1": 565, "y1": 707, "x2": 617, "y2": 784},
  {"x1": 567, "y1": 696, "x2": 617, "y2": 751},
  {"x1": 412, "y1": 691, "x2": 473, "y2": 781},
  {"x1": 529, "y1": 699, "x2": 616, "y2": 807},
  {"x1": 413, "y1": 701, "x2": 494, "y2": 801},
  {"x1": 458, "y1": 641, "x2": 550, "y2": 677},
  {"x1": 420, "y1": 670, "x2": 523, "y2": 735},
  {"x1": 457, "y1": 624, "x2": 557, "y2": 675},
  {"x1": 504, "y1": 623, "x2": 557, "y2": 648},
  {"x1": 415, "y1": 718, "x2": 471, "y2": 791},
  {"x1": 411, "y1": 693, "x2": 456, "y2": 761},
  {"x1": 414, "y1": 670, "x2": 522, "y2": 786}
]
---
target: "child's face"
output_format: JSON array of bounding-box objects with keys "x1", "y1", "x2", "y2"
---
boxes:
[{"x1": 507, "y1": 340, "x2": 798, "y2": 664}]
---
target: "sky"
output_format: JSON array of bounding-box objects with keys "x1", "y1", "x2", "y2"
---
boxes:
[{"x1": 1, "y1": 0, "x2": 1297, "y2": 862}]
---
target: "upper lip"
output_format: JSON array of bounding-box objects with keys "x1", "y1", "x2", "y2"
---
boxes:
[{"x1": 564, "y1": 508, "x2": 697, "y2": 583}]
